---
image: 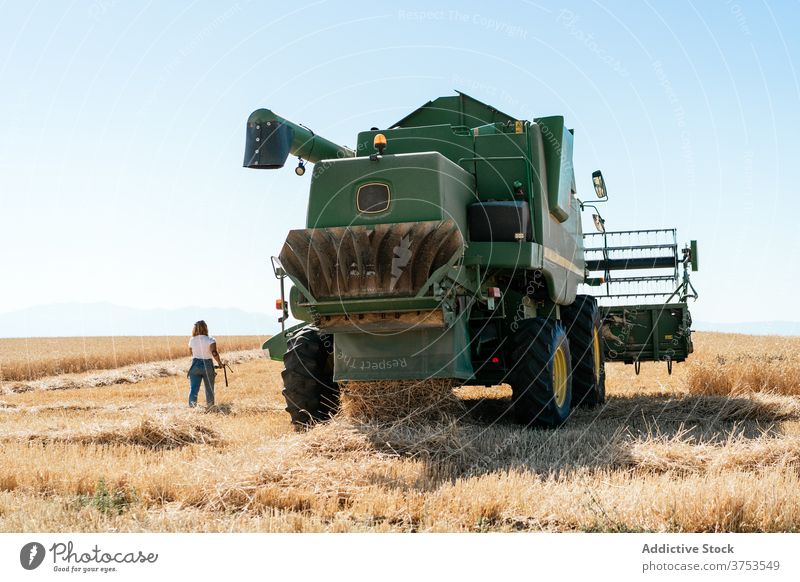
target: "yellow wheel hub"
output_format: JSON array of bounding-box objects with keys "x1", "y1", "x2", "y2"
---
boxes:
[
  {"x1": 553, "y1": 344, "x2": 568, "y2": 408},
  {"x1": 593, "y1": 326, "x2": 601, "y2": 384}
]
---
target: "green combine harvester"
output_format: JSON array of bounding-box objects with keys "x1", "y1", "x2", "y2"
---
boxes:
[{"x1": 244, "y1": 92, "x2": 698, "y2": 428}]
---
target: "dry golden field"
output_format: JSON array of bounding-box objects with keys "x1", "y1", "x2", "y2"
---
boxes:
[
  {"x1": 1, "y1": 331, "x2": 799, "y2": 532},
  {"x1": 0, "y1": 336, "x2": 263, "y2": 382}
]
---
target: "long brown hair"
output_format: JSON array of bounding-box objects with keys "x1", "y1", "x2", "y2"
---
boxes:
[{"x1": 192, "y1": 320, "x2": 209, "y2": 336}]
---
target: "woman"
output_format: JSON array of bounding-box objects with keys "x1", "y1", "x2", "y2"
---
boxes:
[{"x1": 187, "y1": 320, "x2": 224, "y2": 408}]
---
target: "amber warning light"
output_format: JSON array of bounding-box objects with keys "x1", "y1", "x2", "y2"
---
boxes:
[{"x1": 373, "y1": 133, "x2": 387, "y2": 155}]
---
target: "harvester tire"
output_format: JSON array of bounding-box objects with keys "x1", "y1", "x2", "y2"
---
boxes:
[
  {"x1": 507, "y1": 318, "x2": 572, "y2": 428},
  {"x1": 281, "y1": 326, "x2": 339, "y2": 429},
  {"x1": 561, "y1": 295, "x2": 606, "y2": 407}
]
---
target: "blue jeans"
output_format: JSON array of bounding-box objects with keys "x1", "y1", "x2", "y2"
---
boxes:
[{"x1": 188, "y1": 358, "x2": 215, "y2": 407}]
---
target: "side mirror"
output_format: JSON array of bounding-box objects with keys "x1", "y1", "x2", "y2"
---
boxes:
[
  {"x1": 591, "y1": 170, "x2": 608, "y2": 199},
  {"x1": 592, "y1": 213, "x2": 606, "y2": 233}
]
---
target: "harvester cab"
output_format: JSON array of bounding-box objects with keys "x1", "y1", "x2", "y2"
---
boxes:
[{"x1": 245, "y1": 91, "x2": 698, "y2": 428}]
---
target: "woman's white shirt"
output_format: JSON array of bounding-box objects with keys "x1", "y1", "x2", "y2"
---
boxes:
[{"x1": 189, "y1": 335, "x2": 216, "y2": 359}]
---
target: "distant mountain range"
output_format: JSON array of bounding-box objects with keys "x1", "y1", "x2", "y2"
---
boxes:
[
  {"x1": 0, "y1": 302, "x2": 279, "y2": 338},
  {"x1": 0, "y1": 302, "x2": 797, "y2": 338}
]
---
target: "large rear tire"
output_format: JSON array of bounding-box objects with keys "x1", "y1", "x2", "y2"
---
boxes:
[
  {"x1": 561, "y1": 295, "x2": 606, "y2": 407},
  {"x1": 507, "y1": 318, "x2": 572, "y2": 428},
  {"x1": 281, "y1": 326, "x2": 339, "y2": 428}
]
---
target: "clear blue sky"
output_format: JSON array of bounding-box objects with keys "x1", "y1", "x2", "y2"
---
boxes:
[{"x1": 1, "y1": 0, "x2": 798, "y2": 325}]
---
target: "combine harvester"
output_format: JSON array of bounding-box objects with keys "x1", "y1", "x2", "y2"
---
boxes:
[{"x1": 244, "y1": 92, "x2": 698, "y2": 428}]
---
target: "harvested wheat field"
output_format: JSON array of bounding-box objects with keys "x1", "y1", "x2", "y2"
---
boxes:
[
  {"x1": 1, "y1": 331, "x2": 799, "y2": 532},
  {"x1": 0, "y1": 336, "x2": 262, "y2": 382}
]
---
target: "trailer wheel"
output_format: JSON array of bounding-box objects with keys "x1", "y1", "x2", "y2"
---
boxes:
[
  {"x1": 507, "y1": 318, "x2": 572, "y2": 428},
  {"x1": 561, "y1": 295, "x2": 606, "y2": 407},
  {"x1": 281, "y1": 326, "x2": 339, "y2": 429}
]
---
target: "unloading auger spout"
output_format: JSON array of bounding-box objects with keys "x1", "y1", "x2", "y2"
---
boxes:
[{"x1": 243, "y1": 108, "x2": 355, "y2": 170}]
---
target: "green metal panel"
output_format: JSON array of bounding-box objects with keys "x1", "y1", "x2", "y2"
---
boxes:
[
  {"x1": 288, "y1": 285, "x2": 313, "y2": 322},
  {"x1": 289, "y1": 282, "x2": 449, "y2": 319},
  {"x1": 527, "y1": 122, "x2": 582, "y2": 305},
  {"x1": 304, "y1": 296, "x2": 443, "y2": 316},
  {"x1": 472, "y1": 131, "x2": 530, "y2": 201},
  {"x1": 534, "y1": 116, "x2": 574, "y2": 222},
  {"x1": 333, "y1": 312, "x2": 473, "y2": 381},
  {"x1": 356, "y1": 124, "x2": 475, "y2": 168},
  {"x1": 390, "y1": 92, "x2": 517, "y2": 129},
  {"x1": 306, "y1": 152, "x2": 477, "y2": 231},
  {"x1": 465, "y1": 241, "x2": 544, "y2": 269},
  {"x1": 261, "y1": 323, "x2": 306, "y2": 362},
  {"x1": 601, "y1": 303, "x2": 693, "y2": 363}
]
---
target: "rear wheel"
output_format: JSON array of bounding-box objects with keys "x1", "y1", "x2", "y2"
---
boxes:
[
  {"x1": 281, "y1": 326, "x2": 339, "y2": 428},
  {"x1": 561, "y1": 295, "x2": 605, "y2": 407},
  {"x1": 507, "y1": 318, "x2": 572, "y2": 428}
]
